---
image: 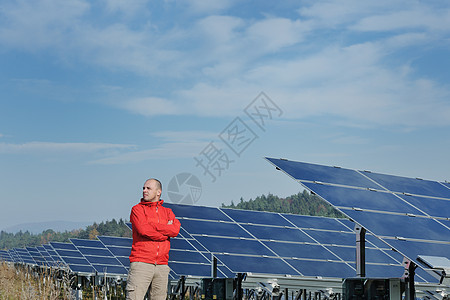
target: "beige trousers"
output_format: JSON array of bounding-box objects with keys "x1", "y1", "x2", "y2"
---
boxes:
[{"x1": 126, "y1": 262, "x2": 170, "y2": 300}]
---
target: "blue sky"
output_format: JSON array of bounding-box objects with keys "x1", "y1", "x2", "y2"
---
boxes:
[{"x1": 1, "y1": 0, "x2": 450, "y2": 231}]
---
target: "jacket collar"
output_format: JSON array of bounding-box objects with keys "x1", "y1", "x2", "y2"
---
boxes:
[{"x1": 140, "y1": 199, "x2": 164, "y2": 207}]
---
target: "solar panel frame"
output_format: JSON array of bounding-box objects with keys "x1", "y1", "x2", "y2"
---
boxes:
[{"x1": 266, "y1": 157, "x2": 449, "y2": 283}]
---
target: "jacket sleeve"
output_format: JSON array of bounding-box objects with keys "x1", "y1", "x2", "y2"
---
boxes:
[
  {"x1": 130, "y1": 206, "x2": 168, "y2": 241},
  {"x1": 154, "y1": 208, "x2": 181, "y2": 238}
]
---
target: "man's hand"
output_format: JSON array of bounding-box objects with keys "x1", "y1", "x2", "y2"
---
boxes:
[{"x1": 167, "y1": 220, "x2": 173, "y2": 225}]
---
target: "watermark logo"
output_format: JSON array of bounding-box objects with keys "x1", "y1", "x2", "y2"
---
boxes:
[
  {"x1": 167, "y1": 92, "x2": 282, "y2": 204},
  {"x1": 167, "y1": 173, "x2": 202, "y2": 205},
  {"x1": 194, "y1": 92, "x2": 282, "y2": 183}
]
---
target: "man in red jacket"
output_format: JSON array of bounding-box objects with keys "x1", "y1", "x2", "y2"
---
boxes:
[{"x1": 126, "y1": 178, "x2": 181, "y2": 300}]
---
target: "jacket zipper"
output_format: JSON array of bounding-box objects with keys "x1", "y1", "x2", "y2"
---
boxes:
[{"x1": 155, "y1": 205, "x2": 160, "y2": 264}]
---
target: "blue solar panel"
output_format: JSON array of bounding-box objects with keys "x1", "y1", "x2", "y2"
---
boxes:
[
  {"x1": 263, "y1": 241, "x2": 339, "y2": 261},
  {"x1": 341, "y1": 209, "x2": 450, "y2": 243},
  {"x1": 165, "y1": 202, "x2": 230, "y2": 221},
  {"x1": 362, "y1": 264, "x2": 405, "y2": 279},
  {"x1": 215, "y1": 254, "x2": 299, "y2": 275},
  {"x1": 166, "y1": 203, "x2": 417, "y2": 280},
  {"x1": 399, "y1": 194, "x2": 450, "y2": 219},
  {"x1": 221, "y1": 208, "x2": 292, "y2": 226},
  {"x1": 98, "y1": 236, "x2": 132, "y2": 248},
  {"x1": 180, "y1": 219, "x2": 252, "y2": 238},
  {"x1": 195, "y1": 236, "x2": 274, "y2": 256},
  {"x1": 302, "y1": 230, "x2": 356, "y2": 246},
  {"x1": 282, "y1": 213, "x2": 351, "y2": 232},
  {"x1": 70, "y1": 238, "x2": 128, "y2": 275},
  {"x1": 242, "y1": 224, "x2": 314, "y2": 243},
  {"x1": 302, "y1": 182, "x2": 425, "y2": 215},
  {"x1": 14, "y1": 248, "x2": 36, "y2": 265},
  {"x1": 287, "y1": 259, "x2": 355, "y2": 278},
  {"x1": 42, "y1": 244, "x2": 65, "y2": 266},
  {"x1": 363, "y1": 171, "x2": 450, "y2": 199},
  {"x1": 8, "y1": 249, "x2": 22, "y2": 263},
  {"x1": 36, "y1": 245, "x2": 58, "y2": 267},
  {"x1": 266, "y1": 157, "x2": 450, "y2": 281},
  {"x1": 169, "y1": 262, "x2": 211, "y2": 277},
  {"x1": 266, "y1": 157, "x2": 380, "y2": 189},
  {"x1": 50, "y1": 242, "x2": 95, "y2": 274},
  {"x1": 169, "y1": 249, "x2": 210, "y2": 264},
  {"x1": 26, "y1": 247, "x2": 47, "y2": 266},
  {"x1": 0, "y1": 250, "x2": 12, "y2": 262}
]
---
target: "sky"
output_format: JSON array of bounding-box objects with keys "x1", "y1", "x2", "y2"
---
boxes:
[{"x1": 1, "y1": 0, "x2": 450, "y2": 231}]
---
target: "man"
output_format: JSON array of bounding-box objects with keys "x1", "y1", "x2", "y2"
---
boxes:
[{"x1": 127, "y1": 178, "x2": 180, "y2": 300}]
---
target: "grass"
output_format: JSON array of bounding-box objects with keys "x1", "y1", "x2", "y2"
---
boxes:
[{"x1": 0, "y1": 261, "x2": 73, "y2": 299}]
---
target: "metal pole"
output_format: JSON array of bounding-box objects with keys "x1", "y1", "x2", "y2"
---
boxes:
[
  {"x1": 402, "y1": 258, "x2": 416, "y2": 300},
  {"x1": 211, "y1": 254, "x2": 217, "y2": 278},
  {"x1": 355, "y1": 225, "x2": 366, "y2": 277}
]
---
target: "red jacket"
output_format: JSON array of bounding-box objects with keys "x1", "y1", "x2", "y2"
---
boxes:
[{"x1": 129, "y1": 199, "x2": 180, "y2": 265}]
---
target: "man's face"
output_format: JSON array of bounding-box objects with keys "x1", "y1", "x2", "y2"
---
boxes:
[{"x1": 142, "y1": 180, "x2": 161, "y2": 202}]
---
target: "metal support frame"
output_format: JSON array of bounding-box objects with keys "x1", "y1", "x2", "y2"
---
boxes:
[
  {"x1": 354, "y1": 224, "x2": 366, "y2": 278},
  {"x1": 212, "y1": 254, "x2": 218, "y2": 278},
  {"x1": 235, "y1": 273, "x2": 245, "y2": 300},
  {"x1": 169, "y1": 275, "x2": 187, "y2": 300},
  {"x1": 402, "y1": 258, "x2": 417, "y2": 300}
]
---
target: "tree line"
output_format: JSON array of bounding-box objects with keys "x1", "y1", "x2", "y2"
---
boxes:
[
  {"x1": 0, "y1": 218, "x2": 131, "y2": 250},
  {"x1": 222, "y1": 190, "x2": 345, "y2": 218}
]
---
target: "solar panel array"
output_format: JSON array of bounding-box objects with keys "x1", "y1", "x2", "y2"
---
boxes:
[
  {"x1": 0, "y1": 202, "x2": 443, "y2": 284},
  {"x1": 265, "y1": 157, "x2": 450, "y2": 280},
  {"x1": 164, "y1": 203, "x2": 437, "y2": 283}
]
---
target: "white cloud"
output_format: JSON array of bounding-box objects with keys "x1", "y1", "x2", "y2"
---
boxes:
[
  {"x1": 151, "y1": 130, "x2": 217, "y2": 142},
  {"x1": 90, "y1": 130, "x2": 216, "y2": 164},
  {"x1": 245, "y1": 18, "x2": 306, "y2": 53},
  {"x1": 121, "y1": 97, "x2": 183, "y2": 116},
  {"x1": 0, "y1": 0, "x2": 89, "y2": 50},
  {"x1": 298, "y1": 0, "x2": 393, "y2": 28},
  {"x1": 2, "y1": 0, "x2": 450, "y2": 129},
  {"x1": 351, "y1": 7, "x2": 450, "y2": 33},
  {"x1": 0, "y1": 142, "x2": 135, "y2": 154},
  {"x1": 100, "y1": 0, "x2": 148, "y2": 16},
  {"x1": 186, "y1": 0, "x2": 236, "y2": 15},
  {"x1": 90, "y1": 142, "x2": 202, "y2": 165}
]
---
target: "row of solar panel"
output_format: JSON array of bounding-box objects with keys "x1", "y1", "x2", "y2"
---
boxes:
[
  {"x1": 266, "y1": 157, "x2": 450, "y2": 200},
  {"x1": 265, "y1": 157, "x2": 450, "y2": 280},
  {"x1": 0, "y1": 236, "x2": 132, "y2": 277},
  {"x1": 0, "y1": 203, "x2": 441, "y2": 284},
  {"x1": 165, "y1": 203, "x2": 439, "y2": 283}
]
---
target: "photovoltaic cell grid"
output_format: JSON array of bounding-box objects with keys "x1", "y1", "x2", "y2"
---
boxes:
[
  {"x1": 265, "y1": 157, "x2": 450, "y2": 279},
  {"x1": 164, "y1": 203, "x2": 437, "y2": 283},
  {"x1": 70, "y1": 238, "x2": 129, "y2": 276},
  {"x1": 50, "y1": 241, "x2": 96, "y2": 275}
]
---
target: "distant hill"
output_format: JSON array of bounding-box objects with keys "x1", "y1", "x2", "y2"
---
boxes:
[{"x1": 2, "y1": 221, "x2": 92, "y2": 234}]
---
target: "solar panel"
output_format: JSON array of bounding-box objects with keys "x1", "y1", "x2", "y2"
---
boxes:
[
  {"x1": 163, "y1": 203, "x2": 429, "y2": 282},
  {"x1": 266, "y1": 157, "x2": 450, "y2": 282},
  {"x1": 49, "y1": 242, "x2": 96, "y2": 275},
  {"x1": 35, "y1": 245, "x2": 57, "y2": 267},
  {"x1": 14, "y1": 248, "x2": 36, "y2": 265},
  {"x1": 70, "y1": 238, "x2": 128, "y2": 276},
  {"x1": 0, "y1": 250, "x2": 12, "y2": 262},
  {"x1": 42, "y1": 244, "x2": 66, "y2": 267},
  {"x1": 8, "y1": 249, "x2": 22, "y2": 263}
]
